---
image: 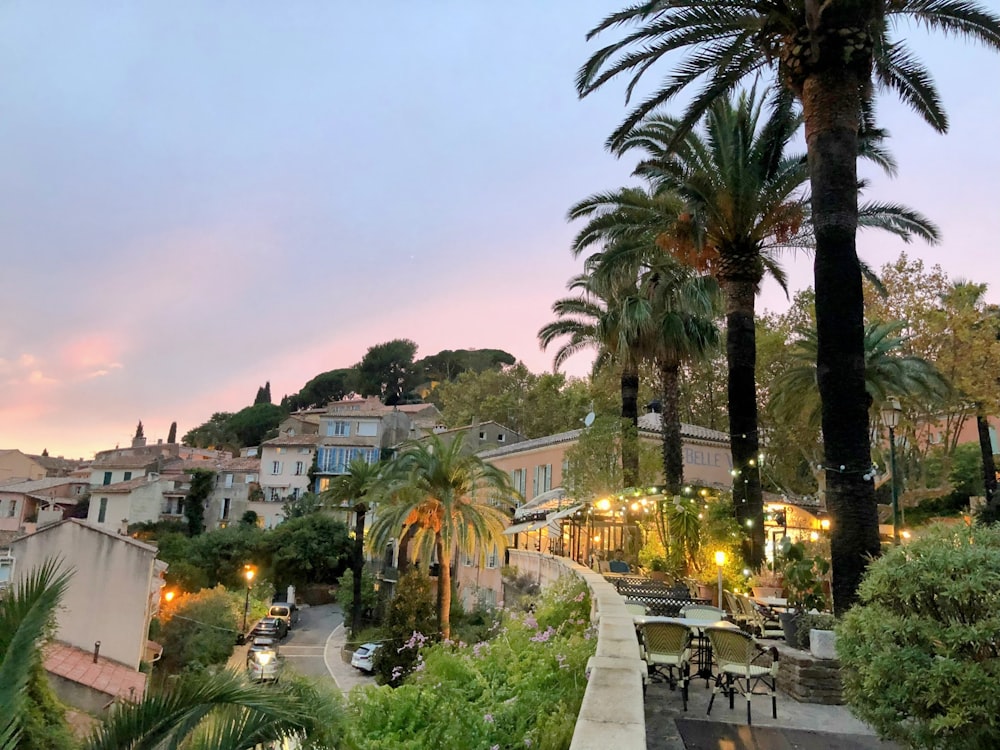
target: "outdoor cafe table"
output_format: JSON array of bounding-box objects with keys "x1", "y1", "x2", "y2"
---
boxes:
[{"x1": 633, "y1": 615, "x2": 740, "y2": 684}]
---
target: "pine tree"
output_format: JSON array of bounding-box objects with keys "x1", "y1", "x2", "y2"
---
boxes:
[{"x1": 167, "y1": 422, "x2": 177, "y2": 444}]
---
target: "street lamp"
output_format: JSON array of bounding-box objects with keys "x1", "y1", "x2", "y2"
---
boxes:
[
  {"x1": 714, "y1": 550, "x2": 726, "y2": 609},
  {"x1": 880, "y1": 398, "x2": 903, "y2": 546},
  {"x1": 241, "y1": 565, "x2": 255, "y2": 636}
]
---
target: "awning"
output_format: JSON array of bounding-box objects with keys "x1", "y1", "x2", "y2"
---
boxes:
[
  {"x1": 502, "y1": 519, "x2": 549, "y2": 536},
  {"x1": 503, "y1": 521, "x2": 535, "y2": 536},
  {"x1": 546, "y1": 504, "x2": 583, "y2": 522}
]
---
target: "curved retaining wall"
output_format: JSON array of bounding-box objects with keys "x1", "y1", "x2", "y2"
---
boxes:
[{"x1": 507, "y1": 550, "x2": 646, "y2": 749}]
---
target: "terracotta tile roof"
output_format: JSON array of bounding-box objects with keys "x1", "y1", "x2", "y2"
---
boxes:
[
  {"x1": 0, "y1": 477, "x2": 87, "y2": 494},
  {"x1": 45, "y1": 641, "x2": 146, "y2": 702},
  {"x1": 9, "y1": 519, "x2": 160, "y2": 553},
  {"x1": 95, "y1": 476, "x2": 159, "y2": 493},
  {"x1": 215, "y1": 456, "x2": 262, "y2": 472},
  {"x1": 637, "y1": 412, "x2": 730, "y2": 443},
  {"x1": 89, "y1": 454, "x2": 159, "y2": 470},
  {"x1": 261, "y1": 434, "x2": 320, "y2": 447}
]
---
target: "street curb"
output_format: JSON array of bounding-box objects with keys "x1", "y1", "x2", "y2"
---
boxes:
[{"x1": 323, "y1": 622, "x2": 344, "y2": 689}]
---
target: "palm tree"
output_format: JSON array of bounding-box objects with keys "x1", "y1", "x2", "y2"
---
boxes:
[
  {"x1": 539, "y1": 271, "x2": 650, "y2": 486},
  {"x1": 770, "y1": 320, "x2": 950, "y2": 432},
  {"x1": 0, "y1": 559, "x2": 72, "y2": 750},
  {"x1": 321, "y1": 457, "x2": 385, "y2": 634},
  {"x1": 367, "y1": 434, "x2": 515, "y2": 639},
  {"x1": 575, "y1": 3, "x2": 1000, "y2": 610}
]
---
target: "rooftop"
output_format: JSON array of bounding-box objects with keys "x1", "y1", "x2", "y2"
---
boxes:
[{"x1": 44, "y1": 641, "x2": 147, "y2": 702}]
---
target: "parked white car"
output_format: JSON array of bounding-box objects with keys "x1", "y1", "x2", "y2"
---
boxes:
[{"x1": 350, "y1": 643, "x2": 381, "y2": 673}]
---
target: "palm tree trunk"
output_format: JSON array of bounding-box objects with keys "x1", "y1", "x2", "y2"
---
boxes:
[
  {"x1": 436, "y1": 537, "x2": 452, "y2": 640},
  {"x1": 802, "y1": 69, "x2": 882, "y2": 614},
  {"x1": 621, "y1": 367, "x2": 640, "y2": 487},
  {"x1": 721, "y1": 277, "x2": 765, "y2": 568},
  {"x1": 660, "y1": 359, "x2": 684, "y2": 495},
  {"x1": 976, "y1": 408, "x2": 998, "y2": 519},
  {"x1": 350, "y1": 505, "x2": 366, "y2": 633}
]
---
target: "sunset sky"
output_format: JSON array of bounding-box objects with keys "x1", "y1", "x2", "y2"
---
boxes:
[{"x1": 1, "y1": 3, "x2": 998, "y2": 460}]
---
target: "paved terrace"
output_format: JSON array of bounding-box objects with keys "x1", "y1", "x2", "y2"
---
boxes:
[{"x1": 506, "y1": 550, "x2": 896, "y2": 750}]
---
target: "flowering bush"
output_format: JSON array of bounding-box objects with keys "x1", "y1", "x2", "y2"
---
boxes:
[{"x1": 346, "y1": 575, "x2": 594, "y2": 749}]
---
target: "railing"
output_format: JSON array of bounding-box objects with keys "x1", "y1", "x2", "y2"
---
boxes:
[
  {"x1": 607, "y1": 576, "x2": 710, "y2": 616},
  {"x1": 507, "y1": 549, "x2": 646, "y2": 749}
]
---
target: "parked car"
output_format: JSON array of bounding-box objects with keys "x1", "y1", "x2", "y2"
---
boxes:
[
  {"x1": 350, "y1": 642, "x2": 381, "y2": 673},
  {"x1": 268, "y1": 602, "x2": 300, "y2": 631},
  {"x1": 251, "y1": 616, "x2": 287, "y2": 640},
  {"x1": 246, "y1": 640, "x2": 282, "y2": 683}
]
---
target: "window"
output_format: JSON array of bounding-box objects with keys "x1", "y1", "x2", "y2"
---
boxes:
[
  {"x1": 123, "y1": 471, "x2": 132, "y2": 481},
  {"x1": 294, "y1": 461, "x2": 304, "y2": 476},
  {"x1": 220, "y1": 498, "x2": 231, "y2": 520},
  {"x1": 486, "y1": 545, "x2": 500, "y2": 569},
  {"x1": 271, "y1": 461, "x2": 283, "y2": 475},
  {"x1": 498, "y1": 433, "x2": 506, "y2": 443},
  {"x1": 479, "y1": 431, "x2": 486, "y2": 440},
  {"x1": 291, "y1": 488, "x2": 300, "y2": 500},
  {"x1": 511, "y1": 468, "x2": 526, "y2": 496},
  {"x1": 357, "y1": 422, "x2": 377, "y2": 437},
  {"x1": 299, "y1": 447, "x2": 310, "y2": 454},
  {"x1": 103, "y1": 471, "x2": 112, "y2": 486},
  {"x1": 0, "y1": 553, "x2": 14, "y2": 587},
  {"x1": 316, "y1": 447, "x2": 379, "y2": 474},
  {"x1": 326, "y1": 421, "x2": 351, "y2": 437},
  {"x1": 6, "y1": 500, "x2": 16, "y2": 518},
  {"x1": 532, "y1": 464, "x2": 552, "y2": 496},
  {"x1": 224, "y1": 474, "x2": 234, "y2": 488},
  {"x1": 98, "y1": 498, "x2": 108, "y2": 523},
  {"x1": 269, "y1": 488, "x2": 281, "y2": 502},
  {"x1": 463, "y1": 548, "x2": 475, "y2": 567},
  {"x1": 245, "y1": 473, "x2": 258, "y2": 484}
]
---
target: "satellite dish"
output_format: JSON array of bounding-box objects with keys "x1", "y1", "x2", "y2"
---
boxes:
[{"x1": 583, "y1": 412, "x2": 595, "y2": 427}]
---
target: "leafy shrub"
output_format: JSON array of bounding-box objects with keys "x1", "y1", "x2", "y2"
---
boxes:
[
  {"x1": 837, "y1": 524, "x2": 1000, "y2": 749},
  {"x1": 347, "y1": 574, "x2": 595, "y2": 749},
  {"x1": 336, "y1": 568, "x2": 380, "y2": 629},
  {"x1": 793, "y1": 612, "x2": 837, "y2": 650}
]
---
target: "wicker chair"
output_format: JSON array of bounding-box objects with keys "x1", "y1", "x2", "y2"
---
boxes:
[
  {"x1": 723, "y1": 591, "x2": 748, "y2": 627},
  {"x1": 680, "y1": 604, "x2": 726, "y2": 622},
  {"x1": 736, "y1": 595, "x2": 784, "y2": 638},
  {"x1": 637, "y1": 621, "x2": 692, "y2": 710},
  {"x1": 705, "y1": 626, "x2": 780, "y2": 725}
]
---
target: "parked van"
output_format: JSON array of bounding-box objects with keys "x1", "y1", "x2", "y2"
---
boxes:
[{"x1": 268, "y1": 602, "x2": 300, "y2": 631}]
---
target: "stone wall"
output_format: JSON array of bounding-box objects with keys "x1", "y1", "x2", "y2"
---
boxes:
[
  {"x1": 774, "y1": 642, "x2": 843, "y2": 705},
  {"x1": 507, "y1": 549, "x2": 646, "y2": 750}
]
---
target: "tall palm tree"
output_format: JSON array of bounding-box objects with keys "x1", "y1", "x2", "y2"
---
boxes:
[
  {"x1": 575, "y1": 3, "x2": 1000, "y2": 610},
  {"x1": 539, "y1": 272, "x2": 647, "y2": 486},
  {"x1": 618, "y1": 89, "x2": 938, "y2": 565},
  {"x1": 367, "y1": 434, "x2": 514, "y2": 639},
  {"x1": 321, "y1": 457, "x2": 385, "y2": 634},
  {"x1": 0, "y1": 559, "x2": 72, "y2": 750}
]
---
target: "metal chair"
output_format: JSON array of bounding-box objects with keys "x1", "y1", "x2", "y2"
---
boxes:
[
  {"x1": 723, "y1": 591, "x2": 748, "y2": 627},
  {"x1": 705, "y1": 626, "x2": 780, "y2": 725},
  {"x1": 637, "y1": 621, "x2": 692, "y2": 710}
]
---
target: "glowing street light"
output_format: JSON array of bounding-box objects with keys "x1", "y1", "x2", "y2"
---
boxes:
[
  {"x1": 714, "y1": 550, "x2": 726, "y2": 608},
  {"x1": 880, "y1": 398, "x2": 903, "y2": 546},
  {"x1": 241, "y1": 565, "x2": 256, "y2": 638}
]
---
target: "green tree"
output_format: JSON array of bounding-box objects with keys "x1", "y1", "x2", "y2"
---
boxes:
[
  {"x1": 368, "y1": 435, "x2": 514, "y2": 639},
  {"x1": 281, "y1": 491, "x2": 324, "y2": 519},
  {"x1": 253, "y1": 381, "x2": 272, "y2": 405},
  {"x1": 227, "y1": 403, "x2": 285, "y2": 448},
  {"x1": 577, "y1": 0, "x2": 1000, "y2": 614},
  {"x1": 416, "y1": 348, "x2": 516, "y2": 382},
  {"x1": 158, "y1": 586, "x2": 240, "y2": 673},
  {"x1": 134, "y1": 420, "x2": 144, "y2": 440},
  {"x1": 355, "y1": 339, "x2": 421, "y2": 404},
  {"x1": 434, "y1": 363, "x2": 590, "y2": 439},
  {"x1": 0, "y1": 559, "x2": 73, "y2": 750},
  {"x1": 322, "y1": 457, "x2": 385, "y2": 633},
  {"x1": 283, "y1": 368, "x2": 356, "y2": 410},
  {"x1": 265, "y1": 514, "x2": 351, "y2": 589},
  {"x1": 183, "y1": 412, "x2": 236, "y2": 450},
  {"x1": 167, "y1": 421, "x2": 177, "y2": 444},
  {"x1": 184, "y1": 469, "x2": 214, "y2": 537}
]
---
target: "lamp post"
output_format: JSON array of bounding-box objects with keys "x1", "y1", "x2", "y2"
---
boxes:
[
  {"x1": 714, "y1": 550, "x2": 726, "y2": 609},
  {"x1": 880, "y1": 398, "x2": 902, "y2": 546},
  {"x1": 241, "y1": 565, "x2": 255, "y2": 635}
]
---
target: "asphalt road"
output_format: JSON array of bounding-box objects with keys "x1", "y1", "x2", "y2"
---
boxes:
[{"x1": 280, "y1": 603, "x2": 343, "y2": 679}]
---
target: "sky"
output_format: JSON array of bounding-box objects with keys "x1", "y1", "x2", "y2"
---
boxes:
[{"x1": 1, "y1": 2, "x2": 998, "y2": 460}]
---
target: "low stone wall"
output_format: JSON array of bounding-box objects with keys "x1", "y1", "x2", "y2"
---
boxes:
[
  {"x1": 507, "y1": 550, "x2": 646, "y2": 750},
  {"x1": 773, "y1": 642, "x2": 843, "y2": 705}
]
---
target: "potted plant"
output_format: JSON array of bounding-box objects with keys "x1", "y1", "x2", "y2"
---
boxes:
[
  {"x1": 749, "y1": 565, "x2": 784, "y2": 600},
  {"x1": 648, "y1": 556, "x2": 669, "y2": 582},
  {"x1": 777, "y1": 539, "x2": 830, "y2": 645}
]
